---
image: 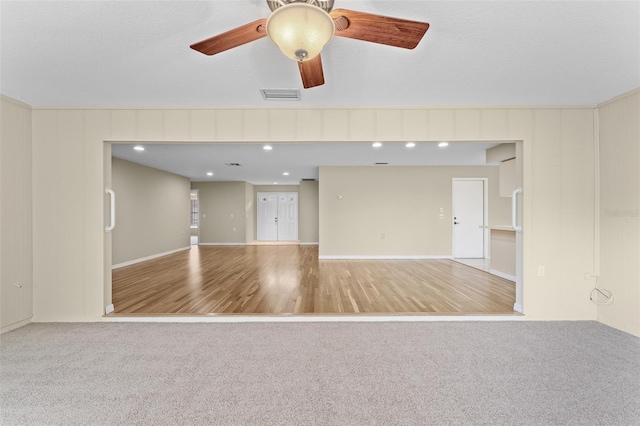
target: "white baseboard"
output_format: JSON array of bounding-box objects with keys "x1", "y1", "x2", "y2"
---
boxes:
[
  {"x1": 300, "y1": 242, "x2": 319, "y2": 246},
  {"x1": 105, "y1": 304, "x2": 115, "y2": 315},
  {"x1": 199, "y1": 243, "x2": 247, "y2": 246},
  {"x1": 489, "y1": 269, "x2": 517, "y2": 282},
  {"x1": 318, "y1": 255, "x2": 453, "y2": 260},
  {"x1": 513, "y1": 303, "x2": 523, "y2": 313},
  {"x1": 1, "y1": 317, "x2": 32, "y2": 334},
  {"x1": 249, "y1": 241, "x2": 299, "y2": 246},
  {"x1": 112, "y1": 246, "x2": 191, "y2": 269}
]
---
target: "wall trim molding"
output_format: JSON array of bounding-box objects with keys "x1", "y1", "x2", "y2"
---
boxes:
[
  {"x1": 30, "y1": 104, "x2": 597, "y2": 112},
  {"x1": 489, "y1": 269, "x2": 517, "y2": 282},
  {"x1": 1, "y1": 317, "x2": 32, "y2": 334},
  {"x1": 112, "y1": 246, "x2": 191, "y2": 269},
  {"x1": 102, "y1": 315, "x2": 525, "y2": 323},
  {"x1": 0, "y1": 94, "x2": 32, "y2": 109},
  {"x1": 597, "y1": 87, "x2": 640, "y2": 108},
  {"x1": 319, "y1": 255, "x2": 453, "y2": 260},
  {"x1": 300, "y1": 242, "x2": 319, "y2": 246},
  {"x1": 199, "y1": 243, "x2": 247, "y2": 246}
]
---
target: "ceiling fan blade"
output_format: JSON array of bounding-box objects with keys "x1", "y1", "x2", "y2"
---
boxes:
[
  {"x1": 190, "y1": 19, "x2": 267, "y2": 56},
  {"x1": 330, "y1": 9, "x2": 429, "y2": 49},
  {"x1": 298, "y1": 55, "x2": 325, "y2": 89}
]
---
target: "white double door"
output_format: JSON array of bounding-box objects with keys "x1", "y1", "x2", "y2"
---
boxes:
[{"x1": 257, "y1": 192, "x2": 298, "y2": 241}]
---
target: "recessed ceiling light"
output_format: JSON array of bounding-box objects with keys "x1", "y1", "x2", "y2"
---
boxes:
[
  {"x1": 405, "y1": 142, "x2": 416, "y2": 148},
  {"x1": 372, "y1": 142, "x2": 382, "y2": 148},
  {"x1": 206, "y1": 172, "x2": 213, "y2": 176},
  {"x1": 273, "y1": 182, "x2": 278, "y2": 185},
  {"x1": 283, "y1": 172, "x2": 290, "y2": 176},
  {"x1": 263, "y1": 145, "x2": 273, "y2": 151},
  {"x1": 438, "y1": 142, "x2": 449, "y2": 147},
  {"x1": 133, "y1": 146, "x2": 145, "y2": 151}
]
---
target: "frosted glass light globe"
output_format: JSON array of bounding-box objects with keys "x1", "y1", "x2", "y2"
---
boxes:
[{"x1": 266, "y1": 3, "x2": 335, "y2": 62}]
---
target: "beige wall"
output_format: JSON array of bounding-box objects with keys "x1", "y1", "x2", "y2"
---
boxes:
[
  {"x1": 0, "y1": 96, "x2": 33, "y2": 331},
  {"x1": 319, "y1": 166, "x2": 509, "y2": 256},
  {"x1": 191, "y1": 182, "x2": 317, "y2": 244},
  {"x1": 111, "y1": 157, "x2": 190, "y2": 265},
  {"x1": 486, "y1": 143, "x2": 516, "y2": 164},
  {"x1": 597, "y1": 89, "x2": 640, "y2": 336},
  {"x1": 25, "y1": 105, "x2": 600, "y2": 324},
  {"x1": 191, "y1": 181, "x2": 247, "y2": 244},
  {"x1": 299, "y1": 181, "x2": 319, "y2": 243}
]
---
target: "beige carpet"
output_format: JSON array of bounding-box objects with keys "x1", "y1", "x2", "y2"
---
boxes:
[{"x1": 1, "y1": 321, "x2": 639, "y2": 425}]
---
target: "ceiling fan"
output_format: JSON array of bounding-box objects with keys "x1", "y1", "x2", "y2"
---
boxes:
[{"x1": 190, "y1": 0, "x2": 430, "y2": 89}]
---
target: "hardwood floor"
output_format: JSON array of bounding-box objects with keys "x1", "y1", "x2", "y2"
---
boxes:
[{"x1": 111, "y1": 245, "x2": 516, "y2": 315}]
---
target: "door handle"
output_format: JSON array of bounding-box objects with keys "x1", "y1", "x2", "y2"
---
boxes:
[
  {"x1": 512, "y1": 187, "x2": 522, "y2": 232},
  {"x1": 105, "y1": 188, "x2": 115, "y2": 232},
  {"x1": 454, "y1": 221, "x2": 460, "y2": 225}
]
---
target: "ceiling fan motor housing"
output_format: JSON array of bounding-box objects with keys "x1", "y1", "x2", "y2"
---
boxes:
[{"x1": 267, "y1": 0, "x2": 334, "y2": 13}]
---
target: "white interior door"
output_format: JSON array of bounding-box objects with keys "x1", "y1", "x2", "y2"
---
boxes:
[
  {"x1": 277, "y1": 193, "x2": 298, "y2": 241},
  {"x1": 453, "y1": 179, "x2": 485, "y2": 258},
  {"x1": 257, "y1": 193, "x2": 278, "y2": 241},
  {"x1": 257, "y1": 192, "x2": 298, "y2": 241}
]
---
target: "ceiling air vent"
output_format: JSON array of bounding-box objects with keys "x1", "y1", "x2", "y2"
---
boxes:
[
  {"x1": 375, "y1": 162, "x2": 389, "y2": 165},
  {"x1": 260, "y1": 89, "x2": 301, "y2": 101},
  {"x1": 225, "y1": 163, "x2": 242, "y2": 167},
  {"x1": 301, "y1": 178, "x2": 316, "y2": 181}
]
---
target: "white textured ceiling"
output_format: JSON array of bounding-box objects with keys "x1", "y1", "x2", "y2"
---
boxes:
[
  {"x1": 111, "y1": 142, "x2": 502, "y2": 184},
  {"x1": 1, "y1": 0, "x2": 638, "y2": 108}
]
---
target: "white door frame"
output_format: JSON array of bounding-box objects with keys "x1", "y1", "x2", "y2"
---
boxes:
[{"x1": 452, "y1": 178, "x2": 489, "y2": 259}]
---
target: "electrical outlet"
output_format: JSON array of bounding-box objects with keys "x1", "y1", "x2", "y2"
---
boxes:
[{"x1": 538, "y1": 266, "x2": 545, "y2": 276}]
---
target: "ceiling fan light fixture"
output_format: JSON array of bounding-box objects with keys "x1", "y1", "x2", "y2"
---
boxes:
[{"x1": 266, "y1": 3, "x2": 335, "y2": 62}]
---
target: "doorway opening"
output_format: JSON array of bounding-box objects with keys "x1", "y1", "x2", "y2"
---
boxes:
[
  {"x1": 190, "y1": 189, "x2": 199, "y2": 245},
  {"x1": 105, "y1": 142, "x2": 522, "y2": 314}
]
